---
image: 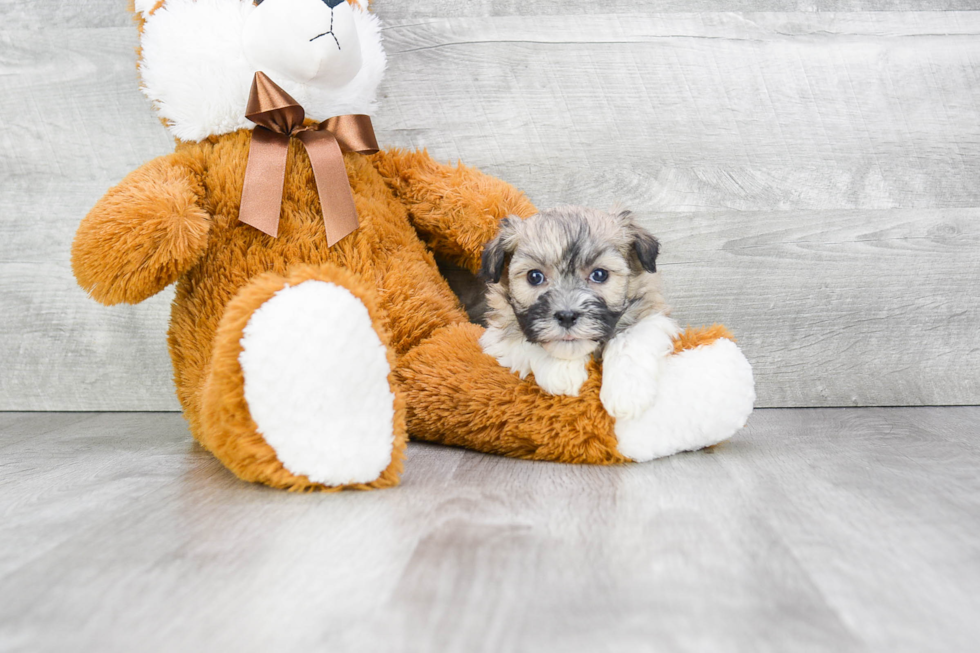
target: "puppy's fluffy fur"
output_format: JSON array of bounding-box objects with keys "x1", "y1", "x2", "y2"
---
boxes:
[{"x1": 479, "y1": 206, "x2": 680, "y2": 417}]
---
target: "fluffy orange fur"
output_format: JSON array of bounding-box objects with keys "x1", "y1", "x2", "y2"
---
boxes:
[
  {"x1": 72, "y1": 152, "x2": 209, "y2": 305},
  {"x1": 396, "y1": 324, "x2": 627, "y2": 464},
  {"x1": 673, "y1": 324, "x2": 733, "y2": 354}
]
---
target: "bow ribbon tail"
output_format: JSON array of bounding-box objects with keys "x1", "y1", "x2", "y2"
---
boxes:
[
  {"x1": 238, "y1": 72, "x2": 378, "y2": 242},
  {"x1": 240, "y1": 126, "x2": 291, "y2": 238},
  {"x1": 296, "y1": 130, "x2": 360, "y2": 247}
]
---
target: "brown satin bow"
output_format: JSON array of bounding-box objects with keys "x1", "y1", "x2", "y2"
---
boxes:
[{"x1": 239, "y1": 71, "x2": 379, "y2": 244}]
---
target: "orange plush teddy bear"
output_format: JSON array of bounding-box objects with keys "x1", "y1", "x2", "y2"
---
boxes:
[{"x1": 72, "y1": 0, "x2": 755, "y2": 491}]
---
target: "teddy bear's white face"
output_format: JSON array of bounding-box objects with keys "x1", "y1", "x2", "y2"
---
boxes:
[
  {"x1": 243, "y1": 0, "x2": 363, "y2": 87},
  {"x1": 135, "y1": 0, "x2": 384, "y2": 142}
]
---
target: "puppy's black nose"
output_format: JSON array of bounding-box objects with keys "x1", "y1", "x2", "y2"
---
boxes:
[{"x1": 555, "y1": 310, "x2": 579, "y2": 328}]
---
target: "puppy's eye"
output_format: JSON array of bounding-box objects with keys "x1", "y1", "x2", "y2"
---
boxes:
[
  {"x1": 589, "y1": 269, "x2": 609, "y2": 283},
  {"x1": 527, "y1": 270, "x2": 546, "y2": 286}
]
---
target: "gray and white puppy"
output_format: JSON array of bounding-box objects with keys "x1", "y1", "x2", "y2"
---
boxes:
[{"x1": 479, "y1": 206, "x2": 680, "y2": 415}]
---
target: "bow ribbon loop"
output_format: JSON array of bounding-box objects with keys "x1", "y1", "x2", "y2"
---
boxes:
[{"x1": 239, "y1": 71, "x2": 379, "y2": 243}]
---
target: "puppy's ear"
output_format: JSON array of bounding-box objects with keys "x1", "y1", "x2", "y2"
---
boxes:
[
  {"x1": 617, "y1": 210, "x2": 660, "y2": 273},
  {"x1": 480, "y1": 216, "x2": 521, "y2": 283},
  {"x1": 632, "y1": 229, "x2": 660, "y2": 273}
]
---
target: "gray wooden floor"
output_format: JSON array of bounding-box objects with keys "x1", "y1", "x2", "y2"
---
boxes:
[{"x1": 0, "y1": 409, "x2": 978, "y2": 652}]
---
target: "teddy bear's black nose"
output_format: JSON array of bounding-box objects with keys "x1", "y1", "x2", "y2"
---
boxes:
[
  {"x1": 555, "y1": 311, "x2": 579, "y2": 328},
  {"x1": 323, "y1": 0, "x2": 346, "y2": 7}
]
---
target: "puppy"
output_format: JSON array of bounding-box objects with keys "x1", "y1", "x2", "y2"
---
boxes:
[{"x1": 479, "y1": 206, "x2": 681, "y2": 419}]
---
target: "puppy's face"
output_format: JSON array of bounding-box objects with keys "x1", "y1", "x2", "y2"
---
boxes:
[{"x1": 481, "y1": 206, "x2": 662, "y2": 360}]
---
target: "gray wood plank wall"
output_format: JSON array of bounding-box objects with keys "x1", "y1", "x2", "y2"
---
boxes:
[{"x1": 1, "y1": 1, "x2": 978, "y2": 410}]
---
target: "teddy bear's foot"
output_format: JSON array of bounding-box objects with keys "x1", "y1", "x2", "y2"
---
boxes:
[
  {"x1": 199, "y1": 265, "x2": 406, "y2": 491},
  {"x1": 238, "y1": 281, "x2": 399, "y2": 485},
  {"x1": 613, "y1": 336, "x2": 756, "y2": 462}
]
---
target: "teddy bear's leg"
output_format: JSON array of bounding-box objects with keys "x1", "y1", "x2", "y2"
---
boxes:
[
  {"x1": 197, "y1": 265, "x2": 406, "y2": 491},
  {"x1": 395, "y1": 323, "x2": 628, "y2": 464},
  {"x1": 395, "y1": 323, "x2": 754, "y2": 465}
]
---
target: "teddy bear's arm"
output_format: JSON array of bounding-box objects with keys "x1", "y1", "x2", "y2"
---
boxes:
[
  {"x1": 371, "y1": 148, "x2": 536, "y2": 273},
  {"x1": 71, "y1": 150, "x2": 210, "y2": 305}
]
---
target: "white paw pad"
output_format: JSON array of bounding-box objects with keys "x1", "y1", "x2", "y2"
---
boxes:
[{"x1": 239, "y1": 281, "x2": 395, "y2": 485}]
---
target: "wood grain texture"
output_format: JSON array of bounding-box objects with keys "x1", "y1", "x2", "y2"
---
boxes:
[
  {"x1": 0, "y1": 24, "x2": 179, "y2": 410},
  {"x1": 0, "y1": 408, "x2": 978, "y2": 652},
  {"x1": 2, "y1": 1, "x2": 975, "y2": 28},
  {"x1": 1, "y1": 4, "x2": 979, "y2": 408},
  {"x1": 374, "y1": 1, "x2": 980, "y2": 17}
]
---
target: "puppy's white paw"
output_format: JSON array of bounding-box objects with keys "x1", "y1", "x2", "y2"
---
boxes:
[
  {"x1": 601, "y1": 354, "x2": 664, "y2": 420},
  {"x1": 529, "y1": 355, "x2": 590, "y2": 396},
  {"x1": 600, "y1": 313, "x2": 680, "y2": 420}
]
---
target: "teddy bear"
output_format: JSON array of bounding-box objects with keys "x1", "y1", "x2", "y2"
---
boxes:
[{"x1": 71, "y1": 0, "x2": 755, "y2": 491}]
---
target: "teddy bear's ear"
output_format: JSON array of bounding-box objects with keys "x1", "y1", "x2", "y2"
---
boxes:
[
  {"x1": 617, "y1": 210, "x2": 660, "y2": 274},
  {"x1": 480, "y1": 217, "x2": 522, "y2": 284}
]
